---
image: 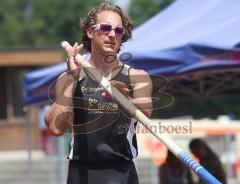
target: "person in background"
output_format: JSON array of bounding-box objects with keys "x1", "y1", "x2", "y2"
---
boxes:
[
  {"x1": 159, "y1": 149, "x2": 194, "y2": 184},
  {"x1": 38, "y1": 105, "x2": 56, "y2": 154},
  {"x1": 189, "y1": 138, "x2": 227, "y2": 184}
]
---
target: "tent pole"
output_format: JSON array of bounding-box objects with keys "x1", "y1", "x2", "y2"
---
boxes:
[
  {"x1": 57, "y1": 136, "x2": 66, "y2": 184},
  {"x1": 24, "y1": 107, "x2": 33, "y2": 184}
]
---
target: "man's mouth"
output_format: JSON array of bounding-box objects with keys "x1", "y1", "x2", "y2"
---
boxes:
[{"x1": 104, "y1": 41, "x2": 116, "y2": 46}]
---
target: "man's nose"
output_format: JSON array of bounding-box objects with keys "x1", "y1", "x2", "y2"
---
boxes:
[{"x1": 108, "y1": 29, "x2": 116, "y2": 37}]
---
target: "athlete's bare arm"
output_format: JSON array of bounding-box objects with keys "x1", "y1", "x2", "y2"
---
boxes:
[
  {"x1": 130, "y1": 68, "x2": 153, "y2": 117},
  {"x1": 44, "y1": 43, "x2": 82, "y2": 136},
  {"x1": 111, "y1": 68, "x2": 153, "y2": 118},
  {"x1": 44, "y1": 72, "x2": 76, "y2": 136}
]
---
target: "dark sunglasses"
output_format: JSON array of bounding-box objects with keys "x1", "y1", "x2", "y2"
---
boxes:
[{"x1": 92, "y1": 23, "x2": 125, "y2": 36}]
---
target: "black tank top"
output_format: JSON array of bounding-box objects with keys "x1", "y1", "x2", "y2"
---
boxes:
[{"x1": 68, "y1": 64, "x2": 138, "y2": 162}]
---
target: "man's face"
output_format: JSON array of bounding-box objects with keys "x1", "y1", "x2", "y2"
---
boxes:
[{"x1": 88, "y1": 10, "x2": 123, "y2": 55}]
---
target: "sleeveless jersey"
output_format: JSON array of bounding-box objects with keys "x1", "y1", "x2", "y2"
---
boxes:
[{"x1": 68, "y1": 64, "x2": 138, "y2": 162}]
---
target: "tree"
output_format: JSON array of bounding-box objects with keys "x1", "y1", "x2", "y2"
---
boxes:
[
  {"x1": 0, "y1": 0, "x2": 174, "y2": 47},
  {"x1": 0, "y1": 0, "x2": 102, "y2": 48},
  {"x1": 129, "y1": 0, "x2": 174, "y2": 27}
]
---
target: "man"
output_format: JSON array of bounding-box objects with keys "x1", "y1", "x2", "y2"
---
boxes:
[{"x1": 45, "y1": 3, "x2": 153, "y2": 184}]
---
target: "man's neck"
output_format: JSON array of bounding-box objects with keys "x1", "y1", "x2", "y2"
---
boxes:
[{"x1": 89, "y1": 52, "x2": 121, "y2": 79}]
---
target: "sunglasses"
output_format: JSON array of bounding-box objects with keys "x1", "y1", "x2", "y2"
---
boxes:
[{"x1": 92, "y1": 23, "x2": 125, "y2": 36}]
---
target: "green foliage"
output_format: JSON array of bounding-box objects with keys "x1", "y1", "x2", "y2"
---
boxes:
[
  {"x1": 0, "y1": 0, "x2": 102, "y2": 48},
  {"x1": 129, "y1": 0, "x2": 174, "y2": 27},
  {"x1": 0, "y1": 0, "x2": 174, "y2": 48}
]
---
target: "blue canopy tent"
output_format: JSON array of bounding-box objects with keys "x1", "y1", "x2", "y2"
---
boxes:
[
  {"x1": 23, "y1": 62, "x2": 67, "y2": 106},
  {"x1": 23, "y1": 0, "x2": 240, "y2": 106},
  {"x1": 120, "y1": 0, "x2": 240, "y2": 75}
]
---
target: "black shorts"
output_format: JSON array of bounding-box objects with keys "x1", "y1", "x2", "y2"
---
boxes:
[{"x1": 67, "y1": 160, "x2": 139, "y2": 184}]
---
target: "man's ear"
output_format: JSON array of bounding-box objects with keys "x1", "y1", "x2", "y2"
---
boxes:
[{"x1": 87, "y1": 28, "x2": 93, "y2": 39}]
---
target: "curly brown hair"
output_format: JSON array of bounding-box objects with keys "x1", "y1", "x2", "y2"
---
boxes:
[{"x1": 80, "y1": 2, "x2": 133, "y2": 53}]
